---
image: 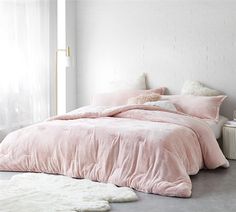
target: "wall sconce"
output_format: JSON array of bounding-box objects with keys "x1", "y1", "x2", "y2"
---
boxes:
[
  {"x1": 57, "y1": 46, "x2": 71, "y2": 67},
  {"x1": 56, "y1": 46, "x2": 71, "y2": 115}
]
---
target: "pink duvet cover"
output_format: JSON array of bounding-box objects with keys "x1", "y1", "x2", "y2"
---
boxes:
[{"x1": 0, "y1": 105, "x2": 229, "y2": 197}]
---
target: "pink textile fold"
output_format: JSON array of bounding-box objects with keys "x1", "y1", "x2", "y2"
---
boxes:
[{"x1": 0, "y1": 105, "x2": 229, "y2": 197}]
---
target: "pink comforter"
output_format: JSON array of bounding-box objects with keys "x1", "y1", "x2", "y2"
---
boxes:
[{"x1": 0, "y1": 105, "x2": 229, "y2": 197}]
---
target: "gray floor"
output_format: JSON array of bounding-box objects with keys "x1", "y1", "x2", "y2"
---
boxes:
[
  {"x1": 0, "y1": 161, "x2": 235, "y2": 212},
  {"x1": 112, "y1": 160, "x2": 236, "y2": 212}
]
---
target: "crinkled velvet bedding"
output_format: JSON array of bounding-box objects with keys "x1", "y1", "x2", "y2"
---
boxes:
[{"x1": 0, "y1": 105, "x2": 229, "y2": 197}]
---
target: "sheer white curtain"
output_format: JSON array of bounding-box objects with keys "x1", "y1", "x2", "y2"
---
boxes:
[{"x1": 0, "y1": 0, "x2": 51, "y2": 139}]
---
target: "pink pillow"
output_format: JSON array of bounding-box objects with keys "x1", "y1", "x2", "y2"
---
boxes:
[
  {"x1": 92, "y1": 87, "x2": 165, "y2": 106},
  {"x1": 161, "y1": 95, "x2": 226, "y2": 121},
  {"x1": 127, "y1": 93, "x2": 161, "y2": 105}
]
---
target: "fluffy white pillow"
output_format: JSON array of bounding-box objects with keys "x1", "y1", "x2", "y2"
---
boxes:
[
  {"x1": 144, "y1": 101, "x2": 177, "y2": 112},
  {"x1": 106, "y1": 73, "x2": 147, "y2": 91},
  {"x1": 181, "y1": 80, "x2": 221, "y2": 96}
]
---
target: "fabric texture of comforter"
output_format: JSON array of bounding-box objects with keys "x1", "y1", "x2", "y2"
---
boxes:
[{"x1": 0, "y1": 105, "x2": 229, "y2": 197}]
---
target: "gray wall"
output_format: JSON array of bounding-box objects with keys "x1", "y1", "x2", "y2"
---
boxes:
[{"x1": 75, "y1": 0, "x2": 236, "y2": 118}]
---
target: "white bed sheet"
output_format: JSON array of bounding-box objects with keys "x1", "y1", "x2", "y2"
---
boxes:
[{"x1": 205, "y1": 115, "x2": 228, "y2": 139}]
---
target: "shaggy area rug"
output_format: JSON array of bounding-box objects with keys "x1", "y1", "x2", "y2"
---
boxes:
[{"x1": 0, "y1": 173, "x2": 138, "y2": 211}]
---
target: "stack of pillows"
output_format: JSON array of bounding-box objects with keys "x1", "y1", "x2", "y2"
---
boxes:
[{"x1": 91, "y1": 74, "x2": 226, "y2": 122}]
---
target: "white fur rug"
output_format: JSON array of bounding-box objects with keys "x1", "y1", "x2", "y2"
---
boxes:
[{"x1": 0, "y1": 173, "x2": 138, "y2": 211}]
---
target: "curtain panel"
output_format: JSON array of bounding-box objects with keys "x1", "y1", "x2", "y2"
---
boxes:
[{"x1": 0, "y1": 0, "x2": 53, "y2": 140}]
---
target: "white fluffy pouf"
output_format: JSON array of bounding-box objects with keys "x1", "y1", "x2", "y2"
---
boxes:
[{"x1": 0, "y1": 173, "x2": 138, "y2": 212}]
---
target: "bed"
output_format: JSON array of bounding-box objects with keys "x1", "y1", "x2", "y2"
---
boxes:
[
  {"x1": 206, "y1": 115, "x2": 228, "y2": 139},
  {"x1": 0, "y1": 104, "x2": 229, "y2": 197}
]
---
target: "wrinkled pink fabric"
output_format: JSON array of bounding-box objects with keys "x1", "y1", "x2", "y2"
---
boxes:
[{"x1": 0, "y1": 105, "x2": 229, "y2": 197}]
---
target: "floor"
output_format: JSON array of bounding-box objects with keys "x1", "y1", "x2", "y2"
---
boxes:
[
  {"x1": 112, "y1": 160, "x2": 236, "y2": 212},
  {"x1": 0, "y1": 161, "x2": 235, "y2": 212}
]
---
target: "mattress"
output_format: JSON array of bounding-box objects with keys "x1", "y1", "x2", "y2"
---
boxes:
[{"x1": 205, "y1": 115, "x2": 228, "y2": 139}]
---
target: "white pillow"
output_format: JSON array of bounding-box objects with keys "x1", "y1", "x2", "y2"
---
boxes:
[
  {"x1": 106, "y1": 73, "x2": 147, "y2": 91},
  {"x1": 181, "y1": 80, "x2": 221, "y2": 96},
  {"x1": 144, "y1": 101, "x2": 177, "y2": 112}
]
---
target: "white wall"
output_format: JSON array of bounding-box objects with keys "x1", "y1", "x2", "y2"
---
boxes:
[
  {"x1": 49, "y1": 0, "x2": 57, "y2": 116},
  {"x1": 75, "y1": 0, "x2": 236, "y2": 118},
  {"x1": 66, "y1": 0, "x2": 78, "y2": 112}
]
